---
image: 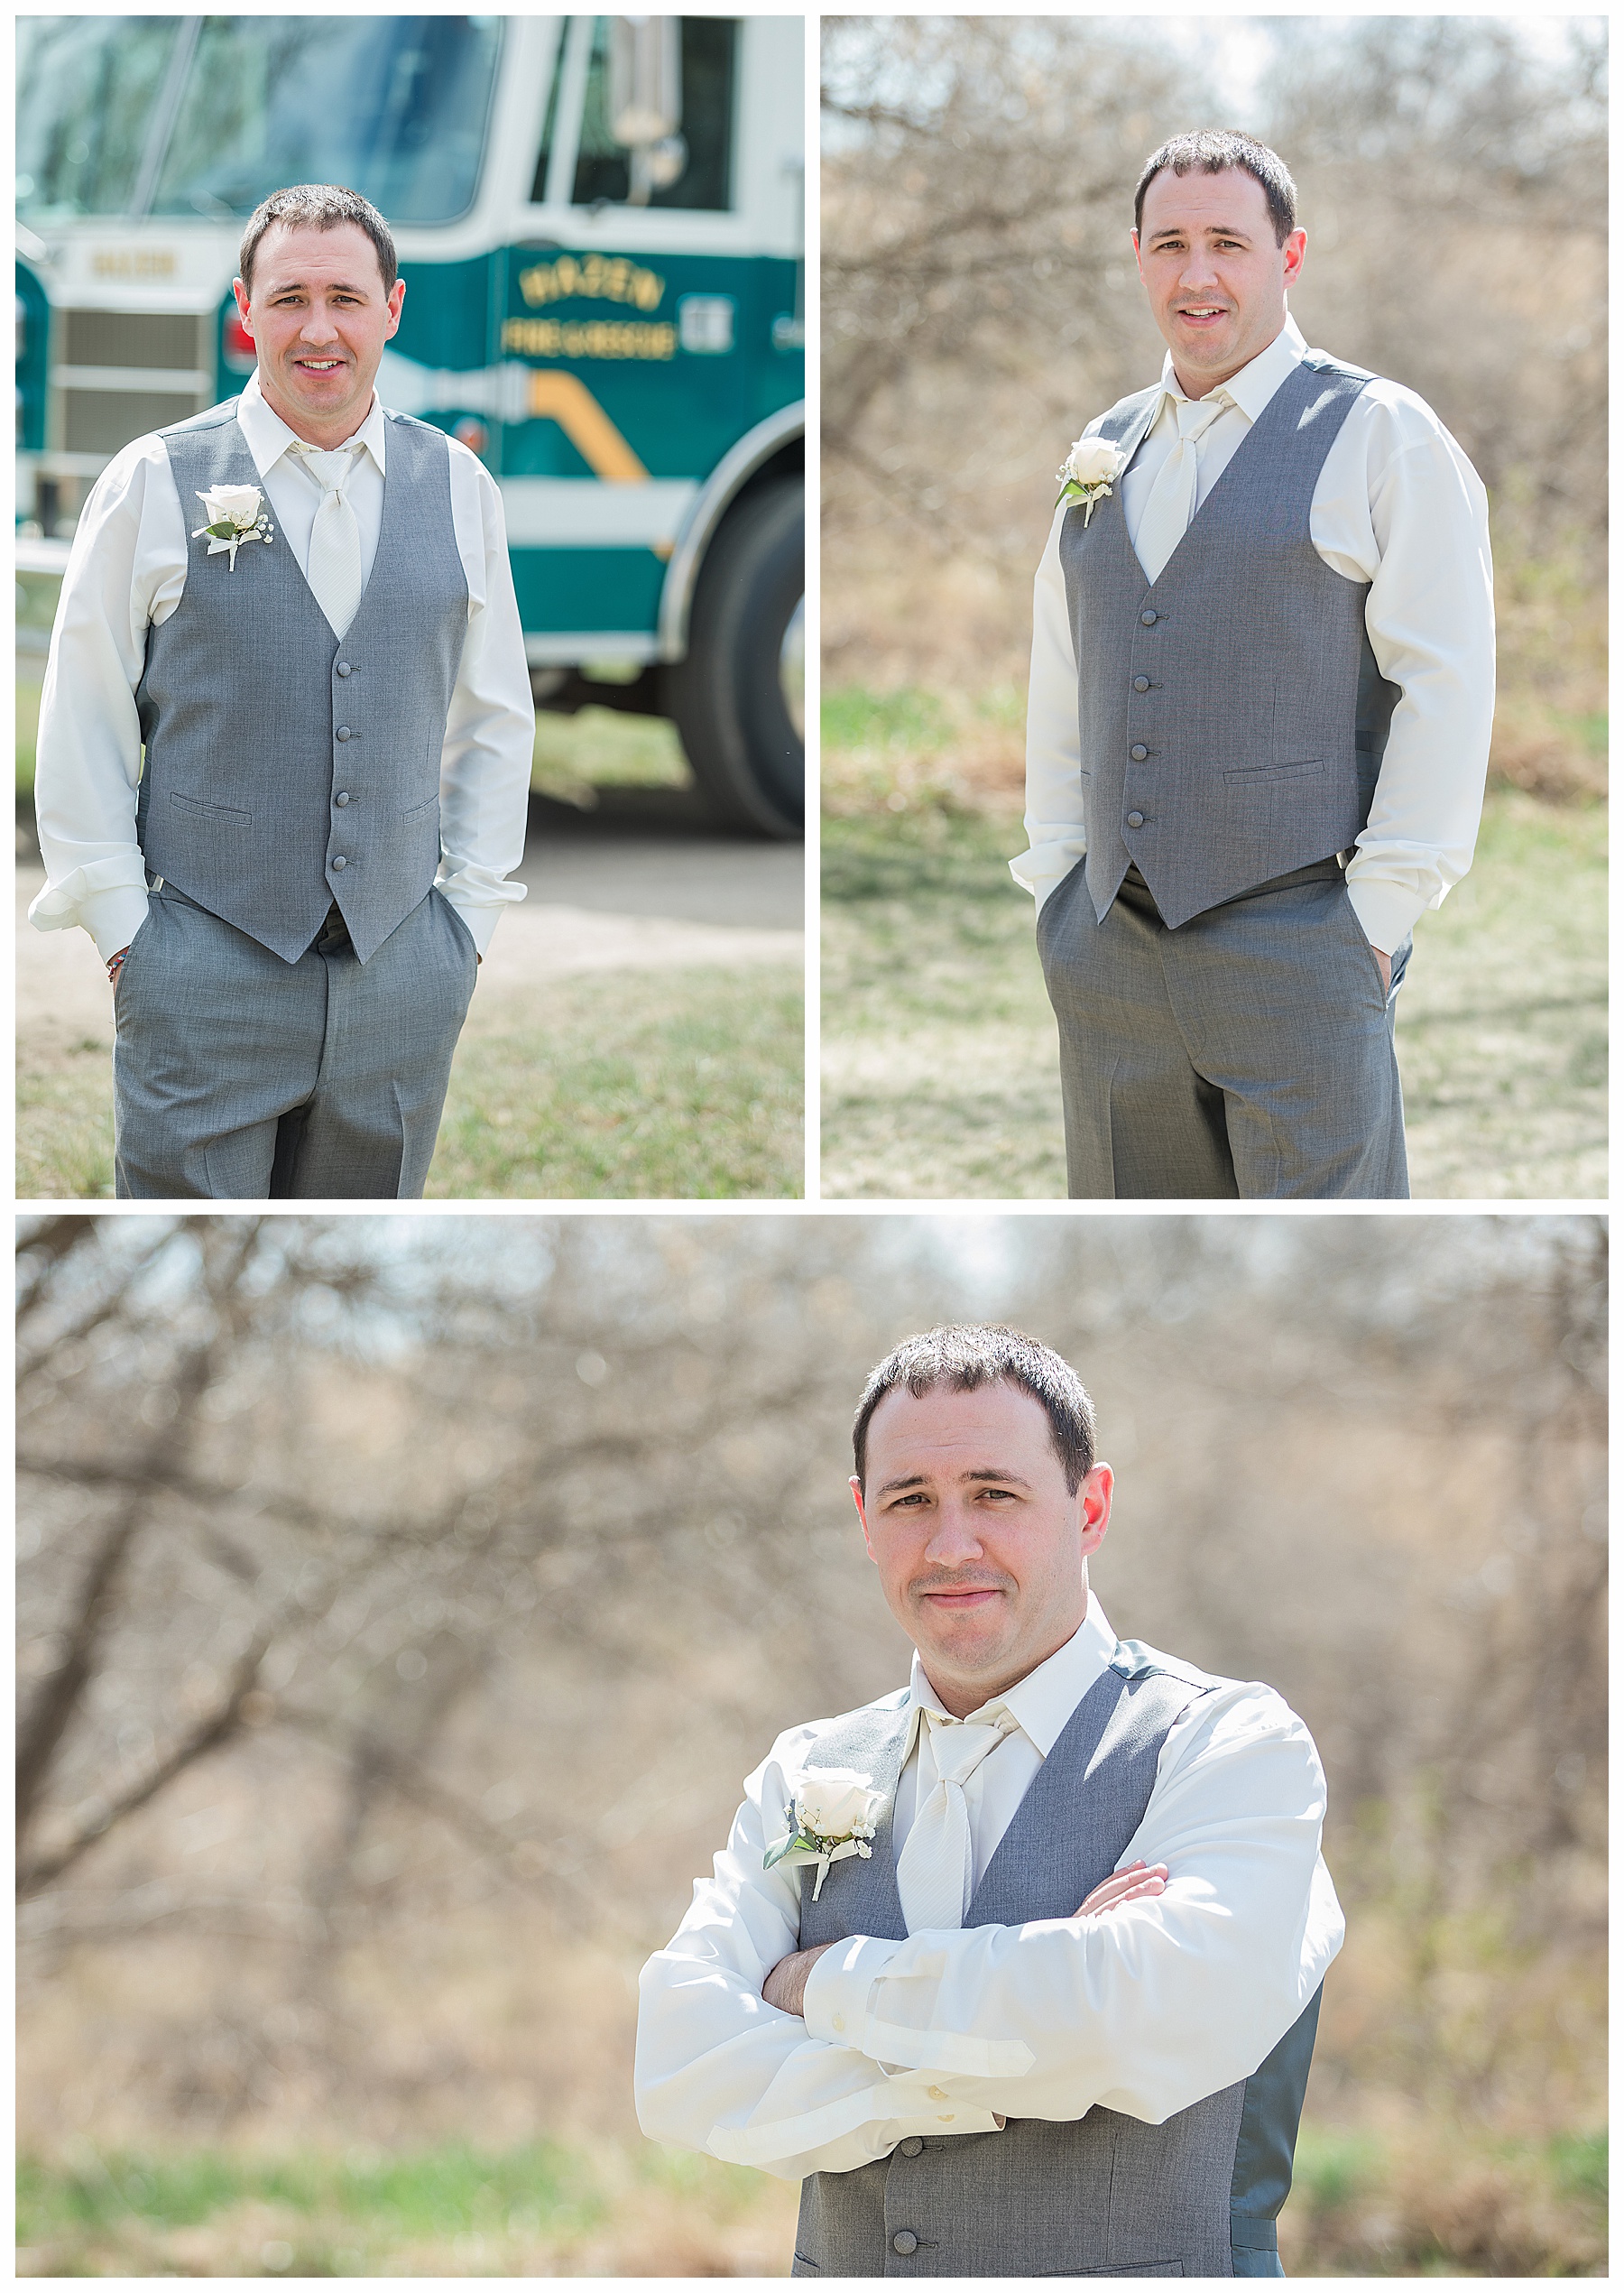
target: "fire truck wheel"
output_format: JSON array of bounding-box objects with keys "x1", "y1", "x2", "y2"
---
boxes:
[{"x1": 668, "y1": 477, "x2": 804, "y2": 837}]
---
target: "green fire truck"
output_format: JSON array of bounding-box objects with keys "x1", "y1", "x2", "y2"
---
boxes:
[{"x1": 16, "y1": 14, "x2": 805, "y2": 834}]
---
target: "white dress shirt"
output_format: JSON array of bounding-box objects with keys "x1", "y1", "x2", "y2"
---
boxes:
[
  {"x1": 29, "y1": 368, "x2": 535, "y2": 961},
  {"x1": 635, "y1": 1596, "x2": 1345, "y2": 2184},
  {"x1": 1013, "y1": 313, "x2": 1496, "y2": 957}
]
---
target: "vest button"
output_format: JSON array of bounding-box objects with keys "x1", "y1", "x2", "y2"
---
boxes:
[
  {"x1": 899, "y1": 2138, "x2": 923, "y2": 2159},
  {"x1": 337, "y1": 661, "x2": 352, "y2": 677},
  {"x1": 1132, "y1": 675, "x2": 1150, "y2": 692},
  {"x1": 891, "y1": 2232, "x2": 919, "y2": 2256},
  {"x1": 1130, "y1": 744, "x2": 1149, "y2": 762},
  {"x1": 336, "y1": 726, "x2": 352, "y2": 742},
  {"x1": 1140, "y1": 609, "x2": 1158, "y2": 625},
  {"x1": 335, "y1": 792, "x2": 350, "y2": 808},
  {"x1": 331, "y1": 855, "x2": 348, "y2": 870},
  {"x1": 1126, "y1": 811, "x2": 1145, "y2": 829}
]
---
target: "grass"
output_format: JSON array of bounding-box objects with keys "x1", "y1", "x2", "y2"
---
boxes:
[
  {"x1": 1278, "y1": 2122, "x2": 1607, "y2": 2276},
  {"x1": 16, "y1": 2122, "x2": 1603, "y2": 2277},
  {"x1": 429, "y1": 967, "x2": 803, "y2": 1198},
  {"x1": 15, "y1": 968, "x2": 802, "y2": 1201},
  {"x1": 16, "y1": 2139, "x2": 800, "y2": 2277},
  {"x1": 820, "y1": 687, "x2": 1606, "y2": 1198}
]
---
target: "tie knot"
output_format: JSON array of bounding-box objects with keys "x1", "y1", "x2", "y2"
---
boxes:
[
  {"x1": 927, "y1": 1710, "x2": 1011, "y2": 1787},
  {"x1": 295, "y1": 441, "x2": 360, "y2": 494},
  {"x1": 1176, "y1": 391, "x2": 1228, "y2": 442}
]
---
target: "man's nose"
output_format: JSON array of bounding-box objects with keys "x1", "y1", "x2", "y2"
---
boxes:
[{"x1": 922, "y1": 1504, "x2": 986, "y2": 1565}]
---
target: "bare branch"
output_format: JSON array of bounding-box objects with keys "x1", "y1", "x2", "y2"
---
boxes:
[{"x1": 18, "y1": 1633, "x2": 270, "y2": 1899}]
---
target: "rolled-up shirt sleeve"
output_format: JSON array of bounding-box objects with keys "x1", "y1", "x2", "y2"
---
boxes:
[
  {"x1": 1010, "y1": 498, "x2": 1088, "y2": 912},
  {"x1": 637, "y1": 1685, "x2": 1343, "y2": 2180}
]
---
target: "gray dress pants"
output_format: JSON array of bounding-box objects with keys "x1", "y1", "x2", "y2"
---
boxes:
[
  {"x1": 112, "y1": 882, "x2": 478, "y2": 1199},
  {"x1": 1037, "y1": 856, "x2": 1412, "y2": 1200}
]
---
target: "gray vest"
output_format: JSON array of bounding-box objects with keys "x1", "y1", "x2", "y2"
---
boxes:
[
  {"x1": 1060, "y1": 354, "x2": 1401, "y2": 930},
  {"x1": 791, "y1": 1642, "x2": 1323, "y2": 2279},
  {"x1": 135, "y1": 400, "x2": 468, "y2": 964}
]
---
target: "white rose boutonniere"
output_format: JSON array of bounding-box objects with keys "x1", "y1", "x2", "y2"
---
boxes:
[
  {"x1": 764, "y1": 1766, "x2": 887, "y2": 1901},
  {"x1": 192, "y1": 484, "x2": 274, "y2": 569},
  {"x1": 1055, "y1": 434, "x2": 1127, "y2": 524}
]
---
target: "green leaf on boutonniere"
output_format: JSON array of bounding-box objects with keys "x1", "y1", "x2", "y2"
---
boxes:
[{"x1": 205, "y1": 521, "x2": 238, "y2": 540}]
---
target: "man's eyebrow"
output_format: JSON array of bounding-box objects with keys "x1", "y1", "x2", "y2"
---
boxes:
[
  {"x1": 1148, "y1": 223, "x2": 1252, "y2": 244},
  {"x1": 876, "y1": 1465, "x2": 1033, "y2": 1494},
  {"x1": 264, "y1": 278, "x2": 373, "y2": 296}
]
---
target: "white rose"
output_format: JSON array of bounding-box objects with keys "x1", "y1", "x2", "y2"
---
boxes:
[
  {"x1": 198, "y1": 484, "x2": 263, "y2": 529},
  {"x1": 796, "y1": 1768, "x2": 883, "y2": 1837},
  {"x1": 1064, "y1": 436, "x2": 1123, "y2": 487}
]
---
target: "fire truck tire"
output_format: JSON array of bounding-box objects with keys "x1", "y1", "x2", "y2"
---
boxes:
[{"x1": 668, "y1": 478, "x2": 804, "y2": 837}]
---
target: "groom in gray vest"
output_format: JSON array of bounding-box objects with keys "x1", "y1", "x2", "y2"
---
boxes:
[
  {"x1": 1017, "y1": 132, "x2": 1495, "y2": 1197},
  {"x1": 636, "y1": 1327, "x2": 1344, "y2": 2277},
  {"x1": 31, "y1": 183, "x2": 534, "y2": 1197}
]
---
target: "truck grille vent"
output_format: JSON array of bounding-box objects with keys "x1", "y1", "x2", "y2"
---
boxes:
[
  {"x1": 63, "y1": 310, "x2": 208, "y2": 370},
  {"x1": 64, "y1": 389, "x2": 203, "y2": 453}
]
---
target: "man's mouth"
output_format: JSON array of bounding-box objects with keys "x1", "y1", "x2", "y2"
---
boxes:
[
  {"x1": 294, "y1": 356, "x2": 346, "y2": 372},
  {"x1": 917, "y1": 1584, "x2": 1006, "y2": 1609},
  {"x1": 1176, "y1": 306, "x2": 1228, "y2": 326}
]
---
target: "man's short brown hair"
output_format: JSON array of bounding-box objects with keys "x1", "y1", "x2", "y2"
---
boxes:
[
  {"x1": 238, "y1": 183, "x2": 398, "y2": 297},
  {"x1": 1134, "y1": 130, "x2": 1299, "y2": 248},
  {"x1": 853, "y1": 1325, "x2": 1096, "y2": 1494}
]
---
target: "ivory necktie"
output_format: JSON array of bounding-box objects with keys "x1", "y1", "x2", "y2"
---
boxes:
[
  {"x1": 895, "y1": 1709, "x2": 1013, "y2": 1934},
  {"x1": 1132, "y1": 390, "x2": 1232, "y2": 584},
  {"x1": 293, "y1": 441, "x2": 364, "y2": 637}
]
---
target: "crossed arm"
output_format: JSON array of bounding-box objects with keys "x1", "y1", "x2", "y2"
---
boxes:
[
  {"x1": 634, "y1": 1681, "x2": 1345, "y2": 2183},
  {"x1": 761, "y1": 1859, "x2": 1170, "y2": 2017}
]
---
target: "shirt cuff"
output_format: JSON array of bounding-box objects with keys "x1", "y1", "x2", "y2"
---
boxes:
[
  {"x1": 803, "y1": 1933, "x2": 900, "y2": 2047},
  {"x1": 28, "y1": 864, "x2": 152, "y2": 964},
  {"x1": 1009, "y1": 839, "x2": 1087, "y2": 910},
  {"x1": 803, "y1": 1934, "x2": 1035, "y2": 2080},
  {"x1": 434, "y1": 880, "x2": 526, "y2": 958},
  {"x1": 1342, "y1": 873, "x2": 1426, "y2": 957}
]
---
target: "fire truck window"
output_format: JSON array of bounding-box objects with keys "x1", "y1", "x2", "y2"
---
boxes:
[
  {"x1": 534, "y1": 17, "x2": 736, "y2": 212},
  {"x1": 142, "y1": 17, "x2": 503, "y2": 226},
  {"x1": 17, "y1": 19, "x2": 184, "y2": 222}
]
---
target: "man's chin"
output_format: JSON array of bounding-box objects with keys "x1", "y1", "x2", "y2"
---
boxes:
[{"x1": 913, "y1": 1603, "x2": 1012, "y2": 1668}]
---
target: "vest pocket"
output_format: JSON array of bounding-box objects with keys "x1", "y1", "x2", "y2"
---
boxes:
[
  {"x1": 401, "y1": 793, "x2": 441, "y2": 823},
  {"x1": 170, "y1": 790, "x2": 251, "y2": 818},
  {"x1": 1061, "y1": 2264, "x2": 1184, "y2": 2277},
  {"x1": 1221, "y1": 759, "x2": 1325, "y2": 786}
]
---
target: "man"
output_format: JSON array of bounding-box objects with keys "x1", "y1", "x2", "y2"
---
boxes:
[
  {"x1": 1014, "y1": 131, "x2": 1495, "y2": 1198},
  {"x1": 30, "y1": 183, "x2": 534, "y2": 1198},
  {"x1": 636, "y1": 1325, "x2": 1343, "y2": 2278}
]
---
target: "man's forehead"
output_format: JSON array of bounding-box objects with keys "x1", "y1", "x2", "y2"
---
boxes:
[
  {"x1": 254, "y1": 222, "x2": 384, "y2": 291},
  {"x1": 867, "y1": 1377, "x2": 1052, "y2": 1455},
  {"x1": 1141, "y1": 165, "x2": 1269, "y2": 231}
]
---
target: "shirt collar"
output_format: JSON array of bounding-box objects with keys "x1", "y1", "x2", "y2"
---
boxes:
[
  {"x1": 235, "y1": 365, "x2": 388, "y2": 480},
  {"x1": 1154, "y1": 309, "x2": 1308, "y2": 429},
  {"x1": 905, "y1": 1593, "x2": 1120, "y2": 1761}
]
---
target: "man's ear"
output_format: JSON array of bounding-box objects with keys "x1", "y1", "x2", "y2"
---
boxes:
[
  {"x1": 232, "y1": 277, "x2": 254, "y2": 336},
  {"x1": 1078, "y1": 1462, "x2": 1114, "y2": 1559},
  {"x1": 850, "y1": 1475, "x2": 878, "y2": 1563}
]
